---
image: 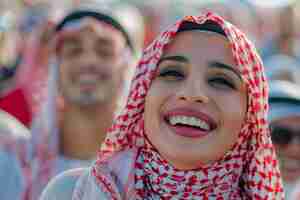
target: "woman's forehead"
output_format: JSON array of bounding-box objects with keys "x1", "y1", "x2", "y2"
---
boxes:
[
  {"x1": 161, "y1": 30, "x2": 233, "y2": 64},
  {"x1": 165, "y1": 30, "x2": 229, "y2": 52}
]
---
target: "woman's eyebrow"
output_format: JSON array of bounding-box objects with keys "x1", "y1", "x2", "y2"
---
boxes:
[
  {"x1": 157, "y1": 55, "x2": 190, "y2": 66},
  {"x1": 209, "y1": 61, "x2": 242, "y2": 80}
]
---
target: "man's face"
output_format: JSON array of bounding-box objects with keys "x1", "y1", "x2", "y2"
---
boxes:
[
  {"x1": 57, "y1": 20, "x2": 127, "y2": 106},
  {"x1": 271, "y1": 116, "x2": 300, "y2": 184}
]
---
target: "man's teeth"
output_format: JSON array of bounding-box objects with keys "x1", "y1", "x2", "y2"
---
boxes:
[
  {"x1": 169, "y1": 116, "x2": 210, "y2": 130},
  {"x1": 78, "y1": 74, "x2": 98, "y2": 84},
  {"x1": 80, "y1": 73, "x2": 98, "y2": 79}
]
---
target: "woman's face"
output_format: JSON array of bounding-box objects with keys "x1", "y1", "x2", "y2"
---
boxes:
[{"x1": 144, "y1": 30, "x2": 247, "y2": 170}]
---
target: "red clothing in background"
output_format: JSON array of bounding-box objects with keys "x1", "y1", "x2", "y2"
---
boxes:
[{"x1": 0, "y1": 88, "x2": 32, "y2": 127}]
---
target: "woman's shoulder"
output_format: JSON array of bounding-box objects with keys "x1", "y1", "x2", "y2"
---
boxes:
[{"x1": 40, "y1": 167, "x2": 88, "y2": 200}]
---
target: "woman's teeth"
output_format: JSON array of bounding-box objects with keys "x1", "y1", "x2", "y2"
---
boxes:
[{"x1": 168, "y1": 115, "x2": 210, "y2": 131}]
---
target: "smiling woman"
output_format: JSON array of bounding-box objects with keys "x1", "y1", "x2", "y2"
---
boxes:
[
  {"x1": 144, "y1": 30, "x2": 247, "y2": 169},
  {"x1": 40, "y1": 13, "x2": 284, "y2": 200}
]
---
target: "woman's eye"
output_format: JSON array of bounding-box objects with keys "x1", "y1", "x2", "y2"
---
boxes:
[
  {"x1": 158, "y1": 68, "x2": 185, "y2": 81},
  {"x1": 208, "y1": 77, "x2": 236, "y2": 90}
]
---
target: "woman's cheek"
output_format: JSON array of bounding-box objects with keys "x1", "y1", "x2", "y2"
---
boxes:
[
  {"x1": 215, "y1": 92, "x2": 246, "y2": 126},
  {"x1": 148, "y1": 81, "x2": 176, "y2": 101}
]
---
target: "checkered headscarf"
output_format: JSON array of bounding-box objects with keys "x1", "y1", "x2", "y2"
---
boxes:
[{"x1": 91, "y1": 13, "x2": 284, "y2": 199}]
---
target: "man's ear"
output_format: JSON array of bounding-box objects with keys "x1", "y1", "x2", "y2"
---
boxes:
[
  {"x1": 56, "y1": 76, "x2": 65, "y2": 106},
  {"x1": 118, "y1": 48, "x2": 134, "y2": 86},
  {"x1": 56, "y1": 95, "x2": 65, "y2": 113}
]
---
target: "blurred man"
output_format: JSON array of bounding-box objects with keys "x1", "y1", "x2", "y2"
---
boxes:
[
  {"x1": 54, "y1": 8, "x2": 132, "y2": 159},
  {"x1": 269, "y1": 80, "x2": 300, "y2": 199},
  {"x1": 30, "y1": 7, "x2": 134, "y2": 199},
  {"x1": 0, "y1": 6, "x2": 134, "y2": 199}
]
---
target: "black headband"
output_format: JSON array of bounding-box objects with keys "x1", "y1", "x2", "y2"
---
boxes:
[
  {"x1": 177, "y1": 20, "x2": 226, "y2": 37},
  {"x1": 55, "y1": 10, "x2": 133, "y2": 52}
]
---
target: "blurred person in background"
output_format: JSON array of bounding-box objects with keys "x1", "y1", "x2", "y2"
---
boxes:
[
  {"x1": 0, "y1": 3, "x2": 136, "y2": 200},
  {"x1": 258, "y1": 2, "x2": 300, "y2": 62},
  {"x1": 0, "y1": 2, "x2": 55, "y2": 128},
  {"x1": 0, "y1": 3, "x2": 64, "y2": 199},
  {"x1": 26, "y1": 5, "x2": 134, "y2": 199},
  {"x1": 40, "y1": 4, "x2": 132, "y2": 173},
  {"x1": 0, "y1": 108, "x2": 30, "y2": 199},
  {"x1": 0, "y1": 10, "x2": 33, "y2": 127},
  {"x1": 269, "y1": 80, "x2": 300, "y2": 199},
  {"x1": 264, "y1": 54, "x2": 300, "y2": 85},
  {"x1": 0, "y1": 10, "x2": 17, "y2": 93}
]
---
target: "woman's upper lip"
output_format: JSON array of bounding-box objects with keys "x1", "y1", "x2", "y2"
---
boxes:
[{"x1": 163, "y1": 107, "x2": 217, "y2": 130}]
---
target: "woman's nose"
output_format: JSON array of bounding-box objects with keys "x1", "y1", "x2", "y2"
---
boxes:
[
  {"x1": 177, "y1": 95, "x2": 209, "y2": 103},
  {"x1": 176, "y1": 78, "x2": 209, "y2": 103}
]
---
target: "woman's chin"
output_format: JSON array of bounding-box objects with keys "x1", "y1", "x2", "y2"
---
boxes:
[{"x1": 164, "y1": 156, "x2": 207, "y2": 170}]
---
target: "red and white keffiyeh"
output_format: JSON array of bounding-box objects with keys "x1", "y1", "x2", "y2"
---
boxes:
[{"x1": 90, "y1": 12, "x2": 284, "y2": 199}]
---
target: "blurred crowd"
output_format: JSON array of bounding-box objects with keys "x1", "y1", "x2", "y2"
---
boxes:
[{"x1": 1, "y1": 0, "x2": 300, "y2": 199}]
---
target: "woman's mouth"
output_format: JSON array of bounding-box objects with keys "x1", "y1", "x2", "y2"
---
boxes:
[{"x1": 164, "y1": 109, "x2": 217, "y2": 138}]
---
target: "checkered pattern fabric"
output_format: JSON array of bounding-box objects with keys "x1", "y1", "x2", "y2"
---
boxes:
[{"x1": 89, "y1": 13, "x2": 284, "y2": 199}]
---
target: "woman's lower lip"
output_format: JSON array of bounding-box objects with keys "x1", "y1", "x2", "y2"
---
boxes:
[{"x1": 166, "y1": 122, "x2": 210, "y2": 138}]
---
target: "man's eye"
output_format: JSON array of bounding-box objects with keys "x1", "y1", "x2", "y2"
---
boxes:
[
  {"x1": 70, "y1": 47, "x2": 82, "y2": 54},
  {"x1": 208, "y1": 77, "x2": 236, "y2": 90},
  {"x1": 62, "y1": 46, "x2": 82, "y2": 57},
  {"x1": 96, "y1": 47, "x2": 114, "y2": 59},
  {"x1": 158, "y1": 68, "x2": 185, "y2": 80}
]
